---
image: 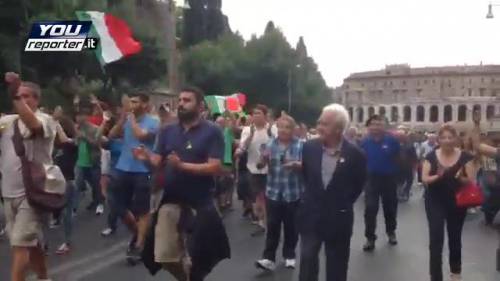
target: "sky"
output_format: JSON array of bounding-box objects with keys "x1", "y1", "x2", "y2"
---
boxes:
[{"x1": 208, "y1": 0, "x2": 500, "y2": 87}]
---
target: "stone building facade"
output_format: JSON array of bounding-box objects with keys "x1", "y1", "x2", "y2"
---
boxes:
[{"x1": 335, "y1": 64, "x2": 500, "y2": 132}]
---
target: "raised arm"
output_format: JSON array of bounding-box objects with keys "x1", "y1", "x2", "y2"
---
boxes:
[{"x1": 5, "y1": 72, "x2": 43, "y2": 134}]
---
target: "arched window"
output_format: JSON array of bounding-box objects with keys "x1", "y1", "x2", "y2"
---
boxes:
[
  {"x1": 487, "y1": 105, "x2": 495, "y2": 120},
  {"x1": 473, "y1": 104, "x2": 481, "y2": 123},
  {"x1": 458, "y1": 105, "x2": 467, "y2": 121},
  {"x1": 417, "y1": 105, "x2": 425, "y2": 122},
  {"x1": 430, "y1": 105, "x2": 439, "y2": 122},
  {"x1": 391, "y1": 106, "x2": 398, "y2": 122},
  {"x1": 368, "y1": 106, "x2": 375, "y2": 117},
  {"x1": 348, "y1": 107, "x2": 353, "y2": 121},
  {"x1": 444, "y1": 105, "x2": 452, "y2": 122},
  {"x1": 379, "y1": 106, "x2": 386, "y2": 117},
  {"x1": 357, "y1": 107, "x2": 364, "y2": 123},
  {"x1": 403, "y1": 106, "x2": 411, "y2": 122}
]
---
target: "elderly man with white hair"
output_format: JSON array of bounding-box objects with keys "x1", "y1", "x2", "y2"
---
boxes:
[{"x1": 297, "y1": 103, "x2": 367, "y2": 281}]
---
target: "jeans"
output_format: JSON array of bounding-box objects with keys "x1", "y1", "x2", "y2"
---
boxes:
[
  {"x1": 425, "y1": 194, "x2": 466, "y2": 281},
  {"x1": 483, "y1": 187, "x2": 500, "y2": 224},
  {"x1": 106, "y1": 176, "x2": 119, "y2": 230},
  {"x1": 262, "y1": 199, "x2": 299, "y2": 261},
  {"x1": 364, "y1": 174, "x2": 398, "y2": 241},
  {"x1": 62, "y1": 181, "x2": 76, "y2": 244},
  {"x1": 398, "y1": 169, "x2": 414, "y2": 201},
  {"x1": 75, "y1": 165, "x2": 103, "y2": 206}
]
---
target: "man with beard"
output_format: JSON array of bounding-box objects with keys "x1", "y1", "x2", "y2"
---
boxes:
[
  {"x1": 133, "y1": 86, "x2": 230, "y2": 281},
  {"x1": 108, "y1": 92, "x2": 159, "y2": 263}
]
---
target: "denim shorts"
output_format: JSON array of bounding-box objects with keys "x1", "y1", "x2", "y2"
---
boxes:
[{"x1": 109, "y1": 171, "x2": 151, "y2": 217}]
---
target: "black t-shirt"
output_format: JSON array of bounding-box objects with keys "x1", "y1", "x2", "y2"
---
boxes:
[
  {"x1": 155, "y1": 120, "x2": 224, "y2": 206},
  {"x1": 425, "y1": 150, "x2": 473, "y2": 208}
]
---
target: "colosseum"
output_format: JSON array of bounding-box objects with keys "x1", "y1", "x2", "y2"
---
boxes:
[{"x1": 334, "y1": 64, "x2": 500, "y2": 133}]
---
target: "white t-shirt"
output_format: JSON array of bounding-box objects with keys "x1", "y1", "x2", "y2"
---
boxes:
[
  {"x1": 420, "y1": 141, "x2": 436, "y2": 159},
  {"x1": 0, "y1": 112, "x2": 57, "y2": 198},
  {"x1": 239, "y1": 124, "x2": 277, "y2": 174},
  {"x1": 101, "y1": 149, "x2": 111, "y2": 175}
]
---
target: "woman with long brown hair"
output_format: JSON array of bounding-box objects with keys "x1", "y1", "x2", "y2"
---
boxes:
[{"x1": 421, "y1": 124, "x2": 476, "y2": 281}]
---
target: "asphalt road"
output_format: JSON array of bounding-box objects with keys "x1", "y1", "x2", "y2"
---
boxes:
[{"x1": 1, "y1": 188, "x2": 500, "y2": 281}]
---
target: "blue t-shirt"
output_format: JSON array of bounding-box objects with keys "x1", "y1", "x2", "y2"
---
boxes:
[
  {"x1": 108, "y1": 139, "x2": 123, "y2": 174},
  {"x1": 116, "y1": 115, "x2": 159, "y2": 173},
  {"x1": 155, "y1": 120, "x2": 224, "y2": 206},
  {"x1": 361, "y1": 134, "x2": 400, "y2": 175}
]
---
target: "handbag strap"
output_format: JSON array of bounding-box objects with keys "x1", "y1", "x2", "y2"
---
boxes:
[{"x1": 11, "y1": 119, "x2": 26, "y2": 158}]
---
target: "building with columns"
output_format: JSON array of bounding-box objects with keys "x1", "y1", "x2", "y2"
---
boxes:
[{"x1": 335, "y1": 64, "x2": 500, "y2": 133}]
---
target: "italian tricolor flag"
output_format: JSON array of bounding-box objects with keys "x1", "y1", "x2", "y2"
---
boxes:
[
  {"x1": 205, "y1": 93, "x2": 247, "y2": 114},
  {"x1": 76, "y1": 11, "x2": 142, "y2": 64}
]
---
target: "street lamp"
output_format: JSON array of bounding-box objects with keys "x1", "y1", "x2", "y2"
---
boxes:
[
  {"x1": 287, "y1": 63, "x2": 302, "y2": 114},
  {"x1": 487, "y1": 3, "x2": 494, "y2": 18},
  {"x1": 486, "y1": 3, "x2": 500, "y2": 19}
]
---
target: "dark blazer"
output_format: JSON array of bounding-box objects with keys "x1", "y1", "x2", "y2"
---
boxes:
[{"x1": 297, "y1": 138, "x2": 367, "y2": 237}]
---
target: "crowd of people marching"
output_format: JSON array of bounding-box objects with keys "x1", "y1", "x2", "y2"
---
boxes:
[{"x1": 1, "y1": 71, "x2": 500, "y2": 281}]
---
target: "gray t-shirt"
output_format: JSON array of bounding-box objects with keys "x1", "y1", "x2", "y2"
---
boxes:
[{"x1": 0, "y1": 112, "x2": 56, "y2": 198}]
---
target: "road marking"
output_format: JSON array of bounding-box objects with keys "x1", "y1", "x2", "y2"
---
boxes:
[
  {"x1": 70, "y1": 251, "x2": 133, "y2": 281},
  {"x1": 49, "y1": 240, "x2": 128, "y2": 276}
]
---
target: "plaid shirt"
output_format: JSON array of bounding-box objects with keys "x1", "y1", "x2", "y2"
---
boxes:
[{"x1": 265, "y1": 137, "x2": 303, "y2": 202}]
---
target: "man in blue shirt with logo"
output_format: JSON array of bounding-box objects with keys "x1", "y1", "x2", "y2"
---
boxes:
[
  {"x1": 133, "y1": 87, "x2": 230, "y2": 281},
  {"x1": 361, "y1": 115, "x2": 401, "y2": 252},
  {"x1": 108, "y1": 92, "x2": 159, "y2": 262}
]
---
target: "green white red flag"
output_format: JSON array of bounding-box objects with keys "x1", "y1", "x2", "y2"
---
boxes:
[{"x1": 76, "y1": 11, "x2": 142, "y2": 64}]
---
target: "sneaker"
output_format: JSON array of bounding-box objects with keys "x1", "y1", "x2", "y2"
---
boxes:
[
  {"x1": 251, "y1": 226, "x2": 266, "y2": 237},
  {"x1": 127, "y1": 235, "x2": 138, "y2": 254},
  {"x1": 95, "y1": 204, "x2": 104, "y2": 215},
  {"x1": 101, "y1": 227, "x2": 115, "y2": 237},
  {"x1": 449, "y1": 273, "x2": 462, "y2": 281},
  {"x1": 468, "y1": 208, "x2": 478, "y2": 214},
  {"x1": 388, "y1": 233, "x2": 398, "y2": 246},
  {"x1": 255, "y1": 259, "x2": 276, "y2": 271},
  {"x1": 285, "y1": 259, "x2": 296, "y2": 269},
  {"x1": 55, "y1": 243, "x2": 71, "y2": 255},
  {"x1": 126, "y1": 245, "x2": 142, "y2": 265},
  {"x1": 363, "y1": 239, "x2": 375, "y2": 252},
  {"x1": 49, "y1": 219, "x2": 60, "y2": 229}
]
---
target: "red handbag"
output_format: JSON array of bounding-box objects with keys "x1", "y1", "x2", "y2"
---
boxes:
[{"x1": 455, "y1": 182, "x2": 484, "y2": 208}]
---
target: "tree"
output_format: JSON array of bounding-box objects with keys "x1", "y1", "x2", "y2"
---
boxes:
[
  {"x1": 0, "y1": 0, "x2": 171, "y2": 111},
  {"x1": 182, "y1": 0, "x2": 231, "y2": 47},
  {"x1": 181, "y1": 21, "x2": 332, "y2": 124}
]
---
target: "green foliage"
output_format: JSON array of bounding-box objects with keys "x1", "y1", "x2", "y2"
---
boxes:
[
  {"x1": 183, "y1": 0, "x2": 230, "y2": 47},
  {"x1": 0, "y1": 1, "x2": 331, "y2": 125},
  {"x1": 181, "y1": 23, "x2": 332, "y2": 124}
]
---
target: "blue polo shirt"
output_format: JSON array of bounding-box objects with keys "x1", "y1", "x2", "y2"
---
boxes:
[
  {"x1": 116, "y1": 115, "x2": 159, "y2": 173},
  {"x1": 155, "y1": 120, "x2": 224, "y2": 206},
  {"x1": 361, "y1": 134, "x2": 400, "y2": 176}
]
